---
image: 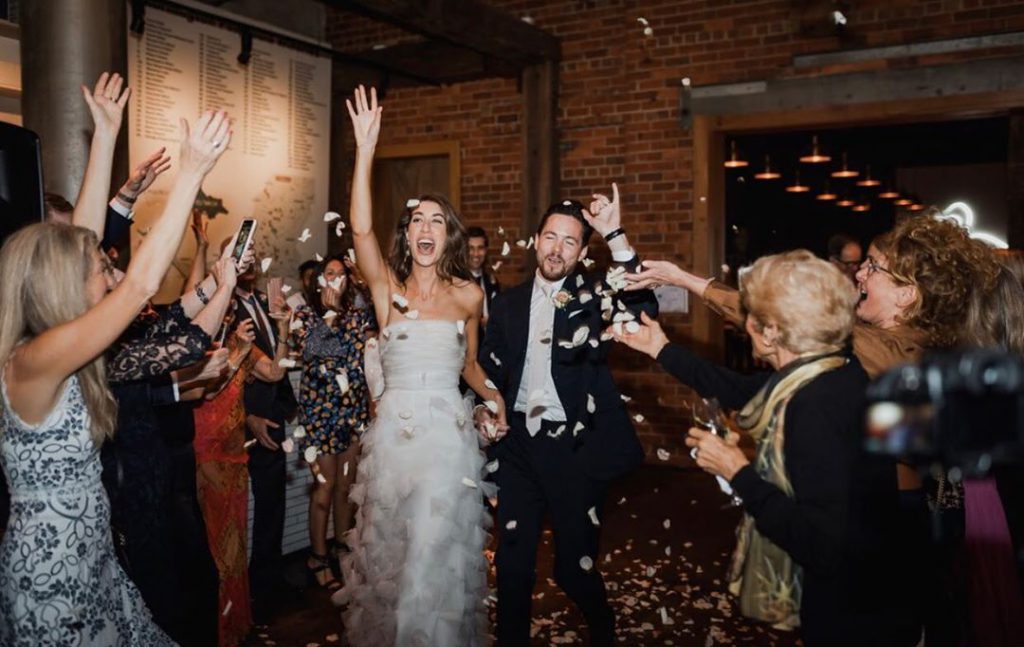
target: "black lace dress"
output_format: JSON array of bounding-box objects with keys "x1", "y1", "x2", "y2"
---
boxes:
[{"x1": 101, "y1": 302, "x2": 218, "y2": 645}]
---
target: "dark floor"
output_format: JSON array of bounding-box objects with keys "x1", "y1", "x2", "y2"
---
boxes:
[{"x1": 244, "y1": 465, "x2": 802, "y2": 646}]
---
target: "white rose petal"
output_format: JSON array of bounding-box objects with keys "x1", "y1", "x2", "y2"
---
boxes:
[
  {"x1": 506, "y1": 519, "x2": 517, "y2": 530},
  {"x1": 562, "y1": 200, "x2": 572, "y2": 206},
  {"x1": 485, "y1": 459, "x2": 500, "y2": 474},
  {"x1": 324, "y1": 211, "x2": 341, "y2": 222},
  {"x1": 588, "y1": 338, "x2": 599, "y2": 348},
  {"x1": 571, "y1": 325, "x2": 589, "y2": 347},
  {"x1": 621, "y1": 394, "x2": 632, "y2": 402},
  {"x1": 325, "y1": 634, "x2": 339, "y2": 643},
  {"x1": 656, "y1": 448, "x2": 670, "y2": 461},
  {"x1": 646, "y1": 566, "x2": 656, "y2": 577},
  {"x1": 665, "y1": 546, "x2": 671, "y2": 556},
  {"x1": 576, "y1": 275, "x2": 585, "y2": 287},
  {"x1": 612, "y1": 322, "x2": 624, "y2": 336},
  {"x1": 399, "y1": 410, "x2": 413, "y2": 420},
  {"x1": 335, "y1": 221, "x2": 346, "y2": 237},
  {"x1": 392, "y1": 293, "x2": 409, "y2": 308},
  {"x1": 581, "y1": 258, "x2": 595, "y2": 268},
  {"x1": 405, "y1": 309, "x2": 419, "y2": 319},
  {"x1": 456, "y1": 320, "x2": 466, "y2": 336},
  {"x1": 336, "y1": 373, "x2": 350, "y2": 395},
  {"x1": 484, "y1": 400, "x2": 499, "y2": 414},
  {"x1": 347, "y1": 248, "x2": 357, "y2": 264},
  {"x1": 244, "y1": 438, "x2": 257, "y2": 449},
  {"x1": 323, "y1": 309, "x2": 337, "y2": 320},
  {"x1": 587, "y1": 394, "x2": 596, "y2": 414},
  {"x1": 303, "y1": 446, "x2": 318, "y2": 463},
  {"x1": 406, "y1": 198, "x2": 420, "y2": 208},
  {"x1": 260, "y1": 257, "x2": 273, "y2": 273},
  {"x1": 579, "y1": 556, "x2": 594, "y2": 572},
  {"x1": 484, "y1": 379, "x2": 497, "y2": 390},
  {"x1": 401, "y1": 426, "x2": 415, "y2": 439},
  {"x1": 316, "y1": 473, "x2": 327, "y2": 484},
  {"x1": 317, "y1": 275, "x2": 327, "y2": 288},
  {"x1": 625, "y1": 321, "x2": 641, "y2": 334},
  {"x1": 578, "y1": 291, "x2": 593, "y2": 304},
  {"x1": 314, "y1": 253, "x2": 324, "y2": 262},
  {"x1": 613, "y1": 311, "x2": 636, "y2": 322},
  {"x1": 547, "y1": 424, "x2": 566, "y2": 438},
  {"x1": 298, "y1": 228, "x2": 312, "y2": 242},
  {"x1": 633, "y1": 413, "x2": 645, "y2": 423},
  {"x1": 281, "y1": 438, "x2": 295, "y2": 453},
  {"x1": 501, "y1": 241, "x2": 511, "y2": 256},
  {"x1": 281, "y1": 284, "x2": 292, "y2": 293},
  {"x1": 515, "y1": 239, "x2": 527, "y2": 248},
  {"x1": 663, "y1": 518, "x2": 671, "y2": 529},
  {"x1": 588, "y1": 506, "x2": 600, "y2": 526},
  {"x1": 222, "y1": 600, "x2": 233, "y2": 616},
  {"x1": 289, "y1": 318, "x2": 303, "y2": 331},
  {"x1": 526, "y1": 236, "x2": 535, "y2": 249},
  {"x1": 600, "y1": 331, "x2": 614, "y2": 342},
  {"x1": 278, "y1": 358, "x2": 297, "y2": 368},
  {"x1": 491, "y1": 261, "x2": 503, "y2": 272},
  {"x1": 292, "y1": 426, "x2": 306, "y2": 438},
  {"x1": 573, "y1": 421, "x2": 585, "y2": 436},
  {"x1": 343, "y1": 461, "x2": 349, "y2": 477},
  {"x1": 329, "y1": 277, "x2": 342, "y2": 290},
  {"x1": 490, "y1": 352, "x2": 502, "y2": 366},
  {"x1": 461, "y1": 477, "x2": 478, "y2": 489}
]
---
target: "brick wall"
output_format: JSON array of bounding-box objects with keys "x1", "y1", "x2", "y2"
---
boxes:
[{"x1": 325, "y1": 0, "x2": 1024, "y2": 458}]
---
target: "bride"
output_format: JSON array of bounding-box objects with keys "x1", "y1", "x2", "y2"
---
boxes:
[{"x1": 334, "y1": 86, "x2": 507, "y2": 646}]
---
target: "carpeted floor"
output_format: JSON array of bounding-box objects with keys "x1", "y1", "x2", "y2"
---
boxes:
[{"x1": 244, "y1": 465, "x2": 801, "y2": 646}]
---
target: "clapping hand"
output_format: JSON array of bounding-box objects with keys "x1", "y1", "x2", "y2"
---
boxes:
[
  {"x1": 178, "y1": 110, "x2": 232, "y2": 179},
  {"x1": 584, "y1": 182, "x2": 621, "y2": 238},
  {"x1": 82, "y1": 72, "x2": 130, "y2": 141},
  {"x1": 346, "y1": 85, "x2": 382, "y2": 150}
]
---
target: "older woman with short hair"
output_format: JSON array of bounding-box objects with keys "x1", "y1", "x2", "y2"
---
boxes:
[{"x1": 614, "y1": 250, "x2": 917, "y2": 646}]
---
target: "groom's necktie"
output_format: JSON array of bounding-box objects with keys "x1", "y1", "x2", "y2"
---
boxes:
[{"x1": 525, "y1": 282, "x2": 555, "y2": 435}]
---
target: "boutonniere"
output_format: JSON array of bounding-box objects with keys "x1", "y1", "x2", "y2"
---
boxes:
[{"x1": 552, "y1": 288, "x2": 574, "y2": 310}]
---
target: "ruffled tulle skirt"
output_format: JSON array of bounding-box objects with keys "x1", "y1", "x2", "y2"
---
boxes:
[{"x1": 334, "y1": 387, "x2": 492, "y2": 647}]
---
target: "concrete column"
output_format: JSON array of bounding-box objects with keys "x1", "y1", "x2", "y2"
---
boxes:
[{"x1": 19, "y1": 0, "x2": 127, "y2": 201}]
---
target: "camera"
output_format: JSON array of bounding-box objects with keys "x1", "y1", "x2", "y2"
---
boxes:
[{"x1": 864, "y1": 349, "x2": 1024, "y2": 476}]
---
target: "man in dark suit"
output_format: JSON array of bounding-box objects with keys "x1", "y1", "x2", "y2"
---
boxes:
[
  {"x1": 467, "y1": 226, "x2": 500, "y2": 334},
  {"x1": 232, "y1": 254, "x2": 297, "y2": 622},
  {"x1": 477, "y1": 186, "x2": 657, "y2": 646}
]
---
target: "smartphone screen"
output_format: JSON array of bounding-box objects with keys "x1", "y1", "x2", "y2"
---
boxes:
[{"x1": 232, "y1": 219, "x2": 255, "y2": 261}]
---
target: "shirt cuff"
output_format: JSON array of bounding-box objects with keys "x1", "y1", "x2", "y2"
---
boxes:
[
  {"x1": 171, "y1": 376, "x2": 181, "y2": 402},
  {"x1": 109, "y1": 199, "x2": 134, "y2": 220},
  {"x1": 610, "y1": 249, "x2": 635, "y2": 262}
]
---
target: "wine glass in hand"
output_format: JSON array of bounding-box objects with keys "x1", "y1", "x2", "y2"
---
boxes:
[{"x1": 689, "y1": 395, "x2": 743, "y2": 506}]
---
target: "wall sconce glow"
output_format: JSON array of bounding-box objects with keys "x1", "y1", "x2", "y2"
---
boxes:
[{"x1": 938, "y1": 201, "x2": 1008, "y2": 249}]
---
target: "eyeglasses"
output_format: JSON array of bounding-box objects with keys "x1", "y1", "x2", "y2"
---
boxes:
[{"x1": 862, "y1": 255, "x2": 897, "y2": 279}]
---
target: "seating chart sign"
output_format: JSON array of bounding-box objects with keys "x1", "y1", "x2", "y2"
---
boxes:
[{"x1": 127, "y1": 6, "x2": 331, "y2": 300}]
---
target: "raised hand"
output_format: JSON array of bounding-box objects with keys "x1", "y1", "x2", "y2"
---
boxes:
[
  {"x1": 610, "y1": 311, "x2": 670, "y2": 359},
  {"x1": 121, "y1": 147, "x2": 172, "y2": 201},
  {"x1": 233, "y1": 318, "x2": 256, "y2": 350},
  {"x1": 211, "y1": 251, "x2": 237, "y2": 291},
  {"x1": 81, "y1": 72, "x2": 131, "y2": 141},
  {"x1": 624, "y1": 259, "x2": 705, "y2": 292},
  {"x1": 178, "y1": 110, "x2": 232, "y2": 179},
  {"x1": 345, "y1": 85, "x2": 382, "y2": 150},
  {"x1": 191, "y1": 210, "x2": 209, "y2": 245},
  {"x1": 584, "y1": 182, "x2": 621, "y2": 237},
  {"x1": 321, "y1": 285, "x2": 342, "y2": 311}
]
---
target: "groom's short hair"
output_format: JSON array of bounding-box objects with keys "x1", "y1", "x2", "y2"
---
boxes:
[{"x1": 537, "y1": 200, "x2": 593, "y2": 246}]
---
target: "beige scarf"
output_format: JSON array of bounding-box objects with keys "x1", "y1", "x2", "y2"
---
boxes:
[{"x1": 726, "y1": 354, "x2": 848, "y2": 630}]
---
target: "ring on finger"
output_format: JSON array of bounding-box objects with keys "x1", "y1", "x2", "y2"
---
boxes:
[{"x1": 690, "y1": 447, "x2": 699, "y2": 460}]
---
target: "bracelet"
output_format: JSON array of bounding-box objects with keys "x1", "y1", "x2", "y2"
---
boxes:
[
  {"x1": 194, "y1": 283, "x2": 210, "y2": 305},
  {"x1": 116, "y1": 191, "x2": 137, "y2": 204},
  {"x1": 604, "y1": 228, "x2": 626, "y2": 243}
]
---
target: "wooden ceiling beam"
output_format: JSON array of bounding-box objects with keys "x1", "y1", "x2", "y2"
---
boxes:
[{"x1": 323, "y1": 0, "x2": 560, "y2": 66}]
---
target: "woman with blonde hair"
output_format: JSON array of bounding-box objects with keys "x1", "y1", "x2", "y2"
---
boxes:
[
  {"x1": 0, "y1": 109, "x2": 230, "y2": 644},
  {"x1": 614, "y1": 250, "x2": 917, "y2": 646}
]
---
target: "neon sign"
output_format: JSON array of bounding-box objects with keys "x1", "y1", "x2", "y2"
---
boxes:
[{"x1": 938, "y1": 201, "x2": 1008, "y2": 249}]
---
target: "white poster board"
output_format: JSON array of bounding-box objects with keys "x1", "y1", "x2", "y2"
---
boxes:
[{"x1": 127, "y1": 6, "x2": 331, "y2": 301}]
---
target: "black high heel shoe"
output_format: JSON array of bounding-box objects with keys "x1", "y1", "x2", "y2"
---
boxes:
[{"x1": 307, "y1": 552, "x2": 341, "y2": 591}]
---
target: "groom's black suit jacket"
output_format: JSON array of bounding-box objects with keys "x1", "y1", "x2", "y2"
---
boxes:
[{"x1": 479, "y1": 258, "x2": 658, "y2": 481}]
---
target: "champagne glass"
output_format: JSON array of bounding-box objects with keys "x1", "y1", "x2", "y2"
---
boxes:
[{"x1": 689, "y1": 395, "x2": 743, "y2": 506}]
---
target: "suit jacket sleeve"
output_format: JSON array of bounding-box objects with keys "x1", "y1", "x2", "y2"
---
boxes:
[
  {"x1": 655, "y1": 343, "x2": 768, "y2": 410},
  {"x1": 479, "y1": 291, "x2": 510, "y2": 397},
  {"x1": 100, "y1": 204, "x2": 132, "y2": 252}
]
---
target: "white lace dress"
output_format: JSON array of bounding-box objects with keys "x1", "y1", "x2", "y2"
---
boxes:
[
  {"x1": 0, "y1": 374, "x2": 174, "y2": 646},
  {"x1": 336, "y1": 320, "x2": 492, "y2": 646}
]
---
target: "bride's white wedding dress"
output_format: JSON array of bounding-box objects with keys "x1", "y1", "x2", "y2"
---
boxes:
[{"x1": 336, "y1": 319, "x2": 492, "y2": 646}]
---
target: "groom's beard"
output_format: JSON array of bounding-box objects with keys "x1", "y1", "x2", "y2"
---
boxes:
[{"x1": 538, "y1": 254, "x2": 577, "y2": 282}]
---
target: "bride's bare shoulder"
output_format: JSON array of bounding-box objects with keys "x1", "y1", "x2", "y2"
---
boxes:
[{"x1": 451, "y1": 278, "x2": 484, "y2": 306}]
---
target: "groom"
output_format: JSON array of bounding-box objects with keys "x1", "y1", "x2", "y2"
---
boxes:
[{"x1": 478, "y1": 187, "x2": 658, "y2": 645}]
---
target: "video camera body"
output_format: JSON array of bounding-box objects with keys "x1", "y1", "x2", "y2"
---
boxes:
[{"x1": 865, "y1": 349, "x2": 1024, "y2": 477}]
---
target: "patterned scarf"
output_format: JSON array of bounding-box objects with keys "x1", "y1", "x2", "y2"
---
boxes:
[{"x1": 726, "y1": 352, "x2": 848, "y2": 630}]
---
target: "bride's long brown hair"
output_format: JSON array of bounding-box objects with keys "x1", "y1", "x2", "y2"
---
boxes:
[{"x1": 387, "y1": 193, "x2": 471, "y2": 287}]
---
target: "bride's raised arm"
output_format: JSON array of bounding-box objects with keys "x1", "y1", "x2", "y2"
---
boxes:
[{"x1": 346, "y1": 85, "x2": 391, "y2": 323}]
